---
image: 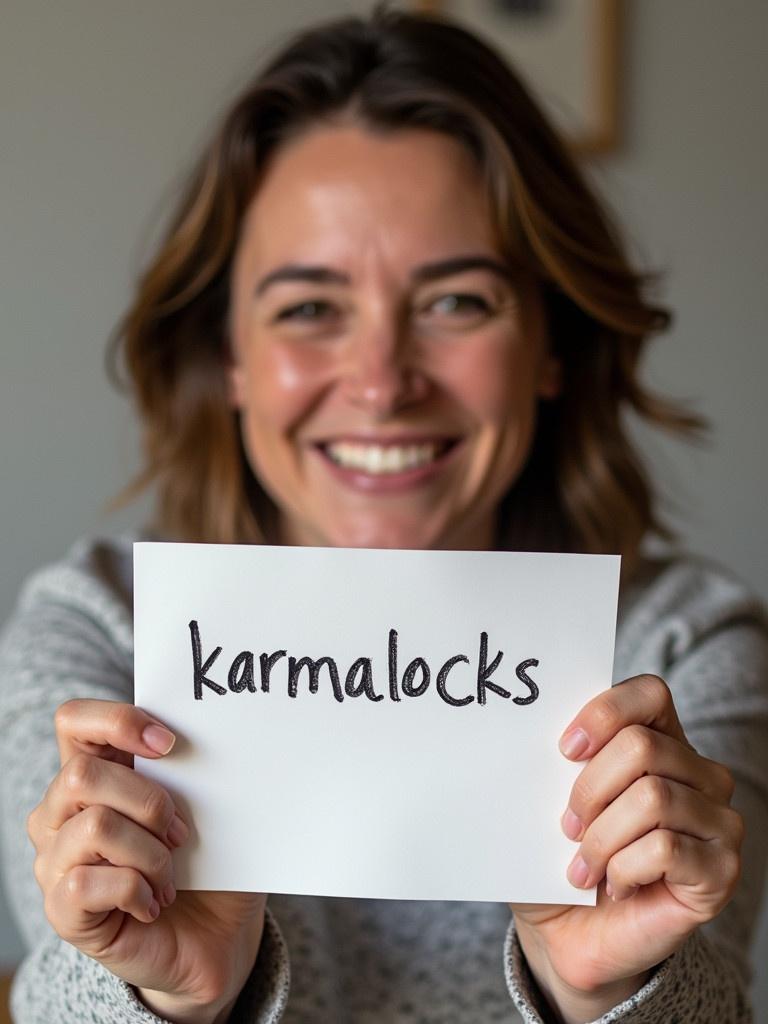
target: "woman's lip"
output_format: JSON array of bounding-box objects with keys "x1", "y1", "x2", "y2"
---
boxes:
[
  {"x1": 313, "y1": 434, "x2": 458, "y2": 446},
  {"x1": 312, "y1": 438, "x2": 463, "y2": 493}
]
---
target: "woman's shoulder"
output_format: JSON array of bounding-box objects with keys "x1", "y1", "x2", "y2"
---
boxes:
[
  {"x1": 615, "y1": 550, "x2": 768, "y2": 686},
  {"x1": 13, "y1": 533, "x2": 137, "y2": 619},
  {"x1": 0, "y1": 533, "x2": 140, "y2": 673},
  {"x1": 20, "y1": 533, "x2": 136, "y2": 603},
  {"x1": 621, "y1": 551, "x2": 766, "y2": 627}
]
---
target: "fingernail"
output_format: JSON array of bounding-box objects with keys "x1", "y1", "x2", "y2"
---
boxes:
[
  {"x1": 561, "y1": 807, "x2": 583, "y2": 841},
  {"x1": 161, "y1": 883, "x2": 176, "y2": 908},
  {"x1": 559, "y1": 728, "x2": 589, "y2": 760},
  {"x1": 567, "y1": 854, "x2": 590, "y2": 888},
  {"x1": 142, "y1": 724, "x2": 176, "y2": 755},
  {"x1": 605, "y1": 880, "x2": 614, "y2": 899},
  {"x1": 148, "y1": 898, "x2": 160, "y2": 919},
  {"x1": 168, "y1": 813, "x2": 189, "y2": 847}
]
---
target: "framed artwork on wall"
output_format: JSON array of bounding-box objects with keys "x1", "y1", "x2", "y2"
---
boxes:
[{"x1": 411, "y1": 0, "x2": 622, "y2": 156}]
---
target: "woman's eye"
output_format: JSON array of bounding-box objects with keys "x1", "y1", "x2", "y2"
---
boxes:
[
  {"x1": 426, "y1": 293, "x2": 493, "y2": 318},
  {"x1": 274, "y1": 300, "x2": 337, "y2": 323}
]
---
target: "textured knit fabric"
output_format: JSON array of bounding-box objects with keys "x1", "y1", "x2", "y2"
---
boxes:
[{"x1": 1, "y1": 535, "x2": 767, "y2": 1023}]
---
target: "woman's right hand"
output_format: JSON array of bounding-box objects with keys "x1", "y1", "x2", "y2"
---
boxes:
[{"x1": 27, "y1": 698, "x2": 267, "y2": 1024}]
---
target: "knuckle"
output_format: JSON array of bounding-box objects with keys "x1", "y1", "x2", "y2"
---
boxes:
[
  {"x1": 142, "y1": 785, "x2": 174, "y2": 833},
  {"x1": 54, "y1": 699, "x2": 83, "y2": 736},
  {"x1": 655, "y1": 829, "x2": 680, "y2": 863},
  {"x1": 716, "y1": 763, "x2": 736, "y2": 800},
  {"x1": 43, "y1": 892, "x2": 62, "y2": 933},
  {"x1": 570, "y1": 775, "x2": 596, "y2": 814},
  {"x1": 26, "y1": 804, "x2": 42, "y2": 843},
  {"x1": 719, "y1": 848, "x2": 741, "y2": 890},
  {"x1": 82, "y1": 804, "x2": 115, "y2": 842},
  {"x1": 620, "y1": 724, "x2": 655, "y2": 763},
  {"x1": 120, "y1": 867, "x2": 147, "y2": 904},
  {"x1": 64, "y1": 865, "x2": 91, "y2": 902},
  {"x1": 637, "y1": 775, "x2": 670, "y2": 814},
  {"x1": 638, "y1": 674, "x2": 671, "y2": 709},
  {"x1": 106, "y1": 703, "x2": 138, "y2": 742},
  {"x1": 63, "y1": 753, "x2": 97, "y2": 795},
  {"x1": 32, "y1": 853, "x2": 46, "y2": 889},
  {"x1": 590, "y1": 696, "x2": 623, "y2": 737},
  {"x1": 605, "y1": 852, "x2": 626, "y2": 887},
  {"x1": 725, "y1": 807, "x2": 745, "y2": 848},
  {"x1": 582, "y1": 826, "x2": 607, "y2": 865},
  {"x1": 149, "y1": 844, "x2": 172, "y2": 879}
]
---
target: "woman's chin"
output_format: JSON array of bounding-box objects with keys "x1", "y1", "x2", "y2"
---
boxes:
[
  {"x1": 314, "y1": 515, "x2": 451, "y2": 551},
  {"x1": 280, "y1": 504, "x2": 494, "y2": 551}
]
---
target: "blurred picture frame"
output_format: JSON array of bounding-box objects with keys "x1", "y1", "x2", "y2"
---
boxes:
[{"x1": 413, "y1": 0, "x2": 622, "y2": 155}]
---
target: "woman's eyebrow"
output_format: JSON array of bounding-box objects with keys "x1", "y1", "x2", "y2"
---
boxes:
[
  {"x1": 254, "y1": 255, "x2": 513, "y2": 297},
  {"x1": 255, "y1": 265, "x2": 347, "y2": 296},
  {"x1": 411, "y1": 255, "x2": 513, "y2": 285}
]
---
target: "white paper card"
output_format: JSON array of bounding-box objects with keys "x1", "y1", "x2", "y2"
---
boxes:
[{"x1": 134, "y1": 543, "x2": 620, "y2": 905}]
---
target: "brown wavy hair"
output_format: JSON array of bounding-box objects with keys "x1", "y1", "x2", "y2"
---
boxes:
[{"x1": 110, "y1": 4, "x2": 701, "y2": 571}]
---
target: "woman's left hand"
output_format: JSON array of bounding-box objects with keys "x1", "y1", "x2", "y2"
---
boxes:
[{"x1": 510, "y1": 674, "x2": 744, "y2": 1022}]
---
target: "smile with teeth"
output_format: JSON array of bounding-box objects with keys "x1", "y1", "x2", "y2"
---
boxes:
[{"x1": 321, "y1": 440, "x2": 453, "y2": 475}]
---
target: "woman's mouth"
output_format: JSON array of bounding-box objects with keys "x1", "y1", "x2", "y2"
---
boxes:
[{"x1": 313, "y1": 437, "x2": 461, "y2": 491}]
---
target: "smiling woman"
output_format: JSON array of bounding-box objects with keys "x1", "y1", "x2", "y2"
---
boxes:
[
  {"x1": 0, "y1": 4, "x2": 766, "y2": 1024},
  {"x1": 113, "y1": 6, "x2": 684, "y2": 569},
  {"x1": 225, "y1": 124, "x2": 559, "y2": 550}
]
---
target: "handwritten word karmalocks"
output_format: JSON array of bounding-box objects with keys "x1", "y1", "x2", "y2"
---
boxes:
[
  {"x1": 134, "y1": 542, "x2": 619, "y2": 903},
  {"x1": 190, "y1": 620, "x2": 540, "y2": 707}
]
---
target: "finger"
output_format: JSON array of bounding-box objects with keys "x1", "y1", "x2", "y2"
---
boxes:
[
  {"x1": 46, "y1": 864, "x2": 159, "y2": 945},
  {"x1": 55, "y1": 699, "x2": 176, "y2": 766},
  {"x1": 37, "y1": 754, "x2": 188, "y2": 847},
  {"x1": 559, "y1": 675, "x2": 689, "y2": 762},
  {"x1": 568, "y1": 777, "x2": 743, "y2": 890},
  {"x1": 604, "y1": 829, "x2": 741, "y2": 914},
  {"x1": 40, "y1": 806, "x2": 177, "y2": 908},
  {"x1": 562, "y1": 726, "x2": 735, "y2": 836}
]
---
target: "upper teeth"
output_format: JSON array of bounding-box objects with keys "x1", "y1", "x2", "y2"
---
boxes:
[{"x1": 325, "y1": 442, "x2": 441, "y2": 473}]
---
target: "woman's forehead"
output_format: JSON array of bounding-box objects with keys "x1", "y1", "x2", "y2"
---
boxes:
[{"x1": 235, "y1": 124, "x2": 500, "y2": 276}]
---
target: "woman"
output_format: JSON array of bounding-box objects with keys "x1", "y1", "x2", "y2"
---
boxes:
[{"x1": 1, "y1": 7, "x2": 766, "y2": 1022}]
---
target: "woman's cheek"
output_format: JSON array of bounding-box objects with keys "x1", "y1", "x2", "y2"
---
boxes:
[
  {"x1": 440, "y1": 332, "x2": 538, "y2": 422},
  {"x1": 247, "y1": 341, "x2": 332, "y2": 430}
]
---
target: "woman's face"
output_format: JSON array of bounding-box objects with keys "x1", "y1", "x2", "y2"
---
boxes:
[{"x1": 228, "y1": 124, "x2": 560, "y2": 549}]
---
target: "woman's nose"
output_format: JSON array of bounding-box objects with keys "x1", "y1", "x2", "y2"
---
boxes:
[{"x1": 341, "y1": 319, "x2": 430, "y2": 417}]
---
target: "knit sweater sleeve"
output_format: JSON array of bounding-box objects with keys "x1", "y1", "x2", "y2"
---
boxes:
[
  {"x1": 503, "y1": 557, "x2": 768, "y2": 1022},
  {"x1": 0, "y1": 539, "x2": 291, "y2": 1023}
]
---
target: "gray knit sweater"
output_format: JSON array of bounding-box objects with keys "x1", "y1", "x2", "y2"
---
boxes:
[{"x1": 1, "y1": 536, "x2": 767, "y2": 1023}]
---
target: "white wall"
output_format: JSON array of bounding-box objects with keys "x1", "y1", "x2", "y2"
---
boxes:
[{"x1": 1, "y1": 0, "x2": 766, "y2": 1008}]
